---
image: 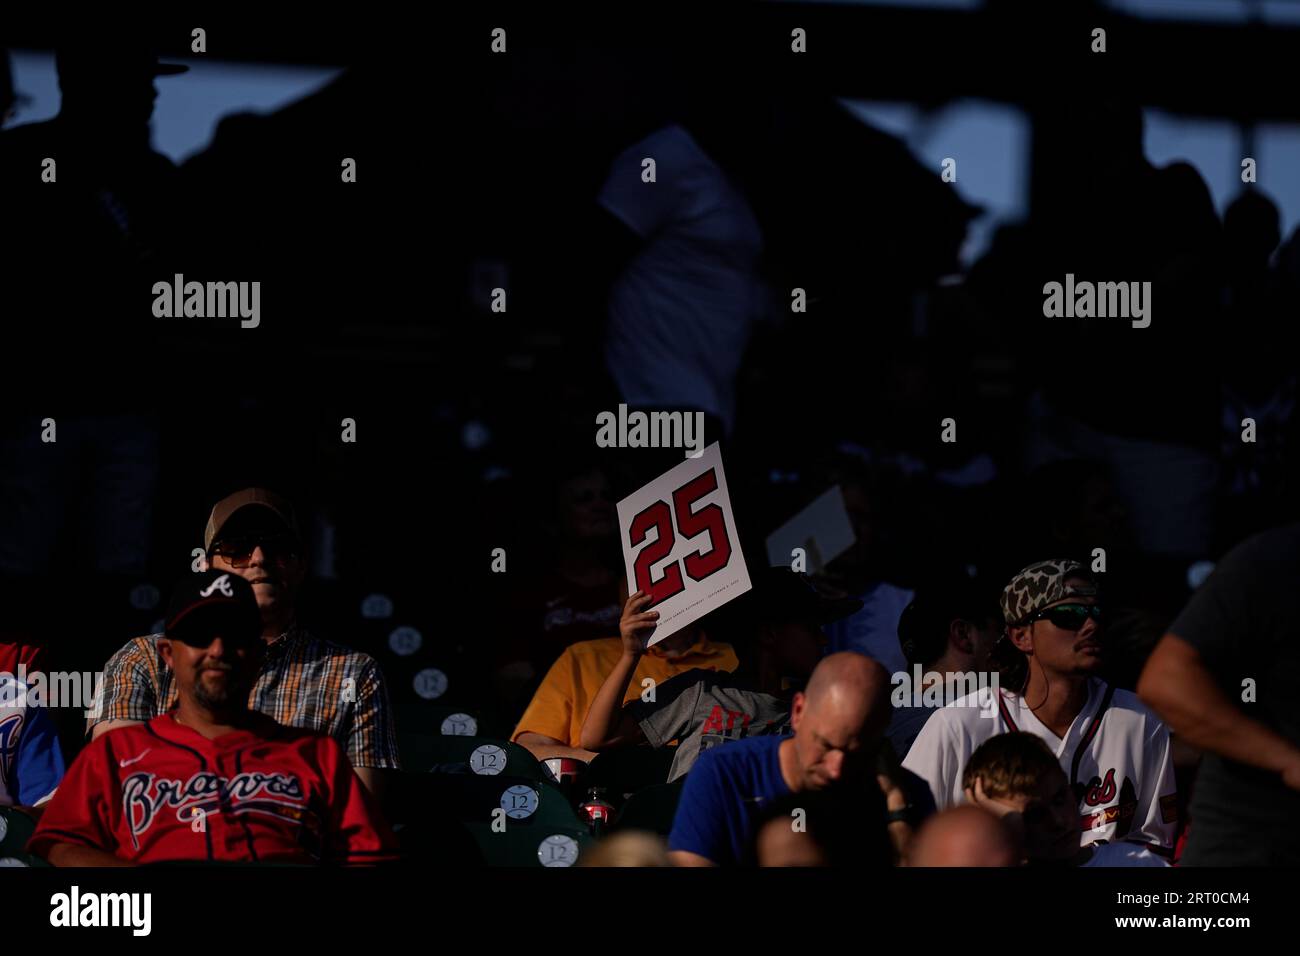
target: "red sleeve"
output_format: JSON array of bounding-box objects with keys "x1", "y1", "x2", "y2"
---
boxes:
[
  {"x1": 20, "y1": 645, "x2": 47, "y2": 672},
  {"x1": 26, "y1": 737, "x2": 118, "y2": 859},
  {"x1": 0, "y1": 642, "x2": 46, "y2": 674},
  {"x1": 321, "y1": 738, "x2": 399, "y2": 865}
]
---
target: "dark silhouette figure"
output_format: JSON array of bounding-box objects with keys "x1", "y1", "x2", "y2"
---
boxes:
[
  {"x1": 0, "y1": 33, "x2": 188, "y2": 398},
  {"x1": 0, "y1": 34, "x2": 182, "y2": 577}
]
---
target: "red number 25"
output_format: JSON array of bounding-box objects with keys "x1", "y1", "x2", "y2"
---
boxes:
[{"x1": 628, "y1": 468, "x2": 732, "y2": 605}]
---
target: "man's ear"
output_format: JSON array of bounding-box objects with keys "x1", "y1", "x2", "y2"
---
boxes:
[
  {"x1": 949, "y1": 618, "x2": 974, "y2": 655},
  {"x1": 158, "y1": 638, "x2": 175, "y2": 670},
  {"x1": 790, "y1": 690, "x2": 806, "y2": 729},
  {"x1": 1008, "y1": 624, "x2": 1033, "y2": 654}
]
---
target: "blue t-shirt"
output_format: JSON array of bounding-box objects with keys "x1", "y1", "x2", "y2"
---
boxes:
[{"x1": 668, "y1": 734, "x2": 791, "y2": 865}]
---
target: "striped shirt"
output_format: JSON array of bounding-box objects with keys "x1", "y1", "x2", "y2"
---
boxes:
[{"x1": 87, "y1": 626, "x2": 401, "y2": 770}]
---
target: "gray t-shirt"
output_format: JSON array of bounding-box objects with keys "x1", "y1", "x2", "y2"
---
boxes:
[{"x1": 628, "y1": 669, "x2": 790, "y2": 782}]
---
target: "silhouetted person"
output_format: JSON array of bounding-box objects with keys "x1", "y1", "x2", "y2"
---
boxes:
[
  {"x1": 0, "y1": 32, "x2": 184, "y2": 574},
  {"x1": 1225, "y1": 190, "x2": 1281, "y2": 293},
  {"x1": 1, "y1": 36, "x2": 186, "y2": 273},
  {"x1": 984, "y1": 95, "x2": 1226, "y2": 559},
  {"x1": 1218, "y1": 192, "x2": 1298, "y2": 544},
  {"x1": 0, "y1": 32, "x2": 188, "y2": 395},
  {"x1": 1222, "y1": 190, "x2": 1286, "y2": 396}
]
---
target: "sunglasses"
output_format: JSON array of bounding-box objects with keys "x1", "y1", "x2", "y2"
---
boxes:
[
  {"x1": 1026, "y1": 603, "x2": 1103, "y2": 631},
  {"x1": 210, "y1": 533, "x2": 299, "y2": 568}
]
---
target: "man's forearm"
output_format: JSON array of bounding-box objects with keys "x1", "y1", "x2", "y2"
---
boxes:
[
  {"x1": 1139, "y1": 635, "x2": 1300, "y2": 774},
  {"x1": 515, "y1": 733, "x2": 597, "y2": 762},
  {"x1": 90, "y1": 717, "x2": 144, "y2": 741},
  {"x1": 887, "y1": 821, "x2": 914, "y2": 864}
]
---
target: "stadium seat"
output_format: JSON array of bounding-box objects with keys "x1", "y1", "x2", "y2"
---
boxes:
[
  {"x1": 611, "y1": 781, "x2": 685, "y2": 836},
  {"x1": 462, "y1": 819, "x2": 591, "y2": 867},
  {"x1": 0, "y1": 806, "x2": 49, "y2": 866},
  {"x1": 400, "y1": 733, "x2": 543, "y2": 780},
  {"x1": 0, "y1": 806, "x2": 36, "y2": 857},
  {"x1": 391, "y1": 772, "x2": 592, "y2": 866}
]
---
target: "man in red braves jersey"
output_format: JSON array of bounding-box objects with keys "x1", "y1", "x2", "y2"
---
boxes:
[{"x1": 28, "y1": 570, "x2": 398, "y2": 866}]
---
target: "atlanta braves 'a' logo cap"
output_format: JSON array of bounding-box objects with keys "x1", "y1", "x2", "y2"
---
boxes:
[{"x1": 164, "y1": 570, "x2": 261, "y2": 646}]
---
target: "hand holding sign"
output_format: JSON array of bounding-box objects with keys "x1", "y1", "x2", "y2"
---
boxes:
[
  {"x1": 616, "y1": 443, "x2": 751, "y2": 647},
  {"x1": 619, "y1": 591, "x2": 658, "y2": 657}
]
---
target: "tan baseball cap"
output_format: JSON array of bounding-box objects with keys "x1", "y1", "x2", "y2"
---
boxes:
[{"x1": 204, "y1": 488, "x2": 300, "y2": 551}]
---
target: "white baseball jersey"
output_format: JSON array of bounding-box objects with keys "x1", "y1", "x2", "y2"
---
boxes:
[
  {"x1": 0, "y1": 672, "x2": 65, "y2": 808},
  {"x1": 1082, "y1": 841, "x2": 1169, "y2": 867},
  {"x1": 902, "y1": 678, "x2": 1177, "y2": 856}
]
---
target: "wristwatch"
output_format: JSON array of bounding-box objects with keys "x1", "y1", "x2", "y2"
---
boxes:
[{"x1": 885, "y1": 804, "x2": 915, "y2": 825}]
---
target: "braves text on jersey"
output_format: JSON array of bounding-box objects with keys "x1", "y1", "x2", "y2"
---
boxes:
[
  {"x1": 902, "y1": 677, "x2": 1177, "y2": 855},
  {"x1": 27, "y1": 712, "x2": 398, "y2": 864}
]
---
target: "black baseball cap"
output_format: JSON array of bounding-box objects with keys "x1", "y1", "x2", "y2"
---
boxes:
[{"x1": 164, "y1": 570, "x2": 262, "y2": 646}]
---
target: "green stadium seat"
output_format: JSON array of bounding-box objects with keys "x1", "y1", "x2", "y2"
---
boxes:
[
  {"x1": 391, "y1": 772, "x2": 592, "y2": 867},
  {"x1": 0, "y1": 806, "x2": 48, "y2": 866},
  {"x1": 0, "y1": 806, "x2": 36, "y2": 857},
  {"x1": 400, "y1": 733, "x2": 543, "y2": 780}
]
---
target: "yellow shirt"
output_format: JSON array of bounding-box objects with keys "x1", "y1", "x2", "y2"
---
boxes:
[{"x1": 512, "y1": 636, "x2": 739, "y2": 748}]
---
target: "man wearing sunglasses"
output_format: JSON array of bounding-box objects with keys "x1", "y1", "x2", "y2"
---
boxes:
[
  {"x1": 904, "y1": 559, "x2": 1177, "y2": 857},
  {"x1": 32, "y1": 570, "x2": 398, "y2": 865},
  {"x1": 88, "y1": 489, "x2": 401, "y2": 800}
]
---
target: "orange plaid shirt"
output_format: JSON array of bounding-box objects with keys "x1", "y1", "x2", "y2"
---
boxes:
[{"x1": 88, "y1": 625, "x2": 401, "y2": 769}]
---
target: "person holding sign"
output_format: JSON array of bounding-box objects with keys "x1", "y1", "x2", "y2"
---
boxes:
[
  {"x1": 512, "y1": 582, "x2": 740, "y2": 762},
  {"x1": 579, "y1": 568, "x2": 860, "y2": 782}
]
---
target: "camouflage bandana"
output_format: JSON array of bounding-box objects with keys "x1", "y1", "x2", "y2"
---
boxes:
[{"x1": 1000, "y1": 559, "x2": 1098, "y2": 626}]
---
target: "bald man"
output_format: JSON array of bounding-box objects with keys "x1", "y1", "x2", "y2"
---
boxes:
[
  {"x1": 668, "y1": 653, "x2": 923, "y2": 866},
  {"x1": 907, "y1": 806, "x2": 1021, "y2": 867}
]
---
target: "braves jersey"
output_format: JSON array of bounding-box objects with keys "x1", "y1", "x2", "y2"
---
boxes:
[
  {"x1": 28, "y1": 713, "x2": 397, "y2": 865},
  {"x1": 0, "y1": 643, "x2": 66, "y2": 807},
  {"x1": 902, "y1": 678, "x2": 1177, "y2": 855}
]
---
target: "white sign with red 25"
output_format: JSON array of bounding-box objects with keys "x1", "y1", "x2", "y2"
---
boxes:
[{"x1": 616, "y1": 442, "x2": 751, "y2": 647}]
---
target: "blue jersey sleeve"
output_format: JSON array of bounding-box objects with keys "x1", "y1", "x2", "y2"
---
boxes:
[{"x1": 16, "y1": 703, "x2": 66, "y2": 805}]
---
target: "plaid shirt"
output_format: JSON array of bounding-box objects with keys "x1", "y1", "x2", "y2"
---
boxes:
[{"x1": 87, "y1": 626, "x2": 401, "y2": 770}]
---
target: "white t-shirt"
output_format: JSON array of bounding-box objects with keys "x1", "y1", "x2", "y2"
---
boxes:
[
  {"x1": 598, "y1": 124, "x2": 766, "y2": 434},
  {"x1": 1082, "y1": 841, "x2": 1170, "y2": 867},
  {"x1": 902, "y1": 678, "x2": 1177, "y2": 852}
]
